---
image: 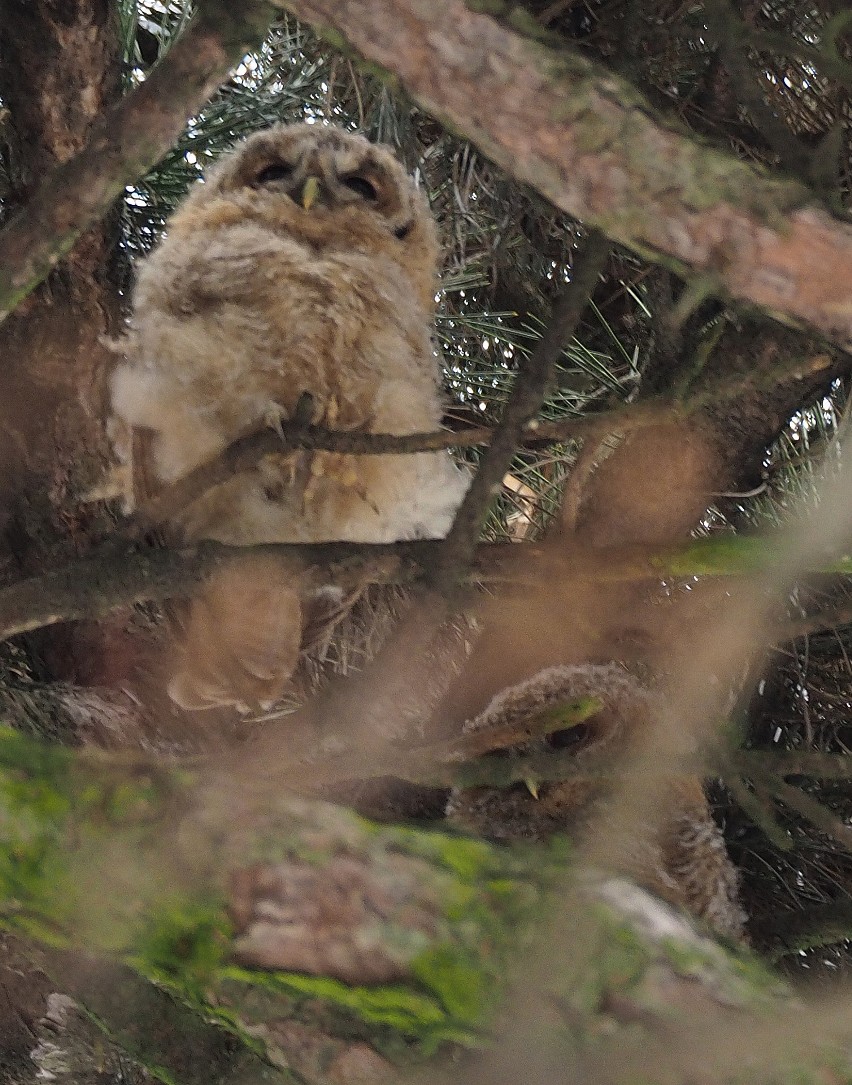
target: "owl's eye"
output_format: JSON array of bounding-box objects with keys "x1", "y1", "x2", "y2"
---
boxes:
[
  {"x1": 341, "y1": 173, "x2": 378, "y2": 201},
  {"x1": 255, "y1": 163, "x2": 293, "y2": 186}
]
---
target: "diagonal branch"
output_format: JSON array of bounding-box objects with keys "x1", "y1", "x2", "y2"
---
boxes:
[
  {"x1": 426, "y1": 231, "x2": 610, "y2": 595},
  {"x1": 0, "y1": 0, "x2": 274, "y2": 322},
  {"x1": 276, "y1": 0, "x2": 852, "y2": 347}
]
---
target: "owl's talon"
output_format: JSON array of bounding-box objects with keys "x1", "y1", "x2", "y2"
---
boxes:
[{"x1": 263, "y1": 403, "x2": 288, "y2": 438}]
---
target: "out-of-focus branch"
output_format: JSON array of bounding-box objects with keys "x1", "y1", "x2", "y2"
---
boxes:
[
  {"x1": 8, "y1": 534, "x2": 852, "y2": 647},
  {"x1": 0, "y1": 540, "x2": 417, "y2": 642},
  {"x1": 766, "y1": 898, "x2": 852, "y2": 960},
  {"x1": 727, "y1": 775, "x2": 794, "y2": 853},
  {"x1": 780, "y1": 601, "x2": 852, "y2": 642},
  {"x1": 0, "y1": 0, "x2": 274, "y2": 323},
  {"x1": 765, "y1": 775, "x2": 852, "y2": 851},
  {"x1": 0, "y1": 724, "x2": 845, "y2": 1085},
  {"x1": 276, "y1": 0, "x2": 852, "y2": 347},
  {"x1": 735, "y1": 749, "x2": 852, "y2": 780}
]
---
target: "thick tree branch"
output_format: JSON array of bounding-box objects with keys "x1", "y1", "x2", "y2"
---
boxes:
[
  {"x1": 1, "y1": 726, "x2": 819, "y2": 1085},
  {"x1": 275, "y1": 0, "x2": 852, "y2": 347},
  {"x1": 0, "y1": 726, "x2": 559, "y2": 1066},
  {"x1": 8, "y1": 533, "x2": 852, "y2": 648},
  {"x1": 0, "y1": 0, "x2": 274, "y2": 322},
  {"x1": 2, "y1": 0, "x2": 849, "y2": 352},
  {"x1": 0, "y1": 540, "x2": 420, "y2": 642}
]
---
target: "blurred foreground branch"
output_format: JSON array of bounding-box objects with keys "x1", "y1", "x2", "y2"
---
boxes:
[
  {"x1": 7, "y1": 533, "x2": 852, "y2": 645},
  {"x1": 0, "y1": 725, "x2": 846, "y2": 1085}
]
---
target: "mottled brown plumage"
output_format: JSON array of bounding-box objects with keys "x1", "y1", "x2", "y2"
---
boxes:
[
  {"x1": 111, "y1": 124, "x2": 468, "y2": 711},
  {"x1": 447, "y1": 665, "x2": 747, "y2": 941}
]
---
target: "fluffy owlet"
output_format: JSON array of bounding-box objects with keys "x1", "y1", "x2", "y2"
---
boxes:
[
  {"x1": 447, "y1": 665, "x2": 747, "y2": 941},
  {"x1": 111, "y1": 124, "x2": 469, "y2": 712}
]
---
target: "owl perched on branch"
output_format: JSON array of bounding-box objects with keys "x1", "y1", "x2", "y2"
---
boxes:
[{"x1": 111, "y1": 124, "x2": 468, "y2": 712}]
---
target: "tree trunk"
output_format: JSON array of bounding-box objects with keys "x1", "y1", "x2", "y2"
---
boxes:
[{"x1": 0, "y1": 0, "x2": 125, "y2": 690}]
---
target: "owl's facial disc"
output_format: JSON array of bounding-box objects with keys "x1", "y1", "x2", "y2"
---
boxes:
[{"x1": 231, "y1": 129, "x2": 422, "y2": 244}]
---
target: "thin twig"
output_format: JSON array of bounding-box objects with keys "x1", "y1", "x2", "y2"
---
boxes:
[
  {"x1": 129, "y1": 345, "x2": 835, "y2": 534},
  {"x1": 765, "y1": 776, "x2": 852, "y2": 852},
  {"x1": 766, "y1": 898, "x2": 852, "y2": 960},
  {"x1": 780, "y1": 601, "x2": 852, "y2": 643},
  {"x1": 735, "y1": 749, "x2": 852, "y2": 780},
  {"x1": 427, "y1": 231, "x2": 610, "y2": 595},
  {"x1": 727, "y1": 775, "x2": 795, "y2": 852}
]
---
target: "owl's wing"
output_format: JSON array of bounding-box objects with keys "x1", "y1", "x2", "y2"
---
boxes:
[{"x1": 153, "y1": 228, "x2": 314, "y2": 312}]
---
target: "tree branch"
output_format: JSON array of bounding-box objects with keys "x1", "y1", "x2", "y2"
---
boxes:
[
  {"x1": 735, "y1": 749, "x2": 852, "y2": 781},
  {"x1": 0, "y1": 727, "x2": 814, "y2": 1084},
  {"x1": 0, "y1": 0, "x2": 274, "y2": 322},
  {"x1": 0, "y1": 540, "x2": 417, "y2": 642},
  {"x1": 9, "y1": 533, "x2": 852, "y2": 648},
  {"x1": 132, "y1": 342, "x2": 836, "y2": 532},
  {"x1": 426, "y1": 230, "x2": 609, "y2": 595},
  {"x1": 275, "y1": 0, "x2": 852, "y2": 347},
  {"x1": 780, "y1": 601, "x2": 852, "y2": 642},
  {"x1": 766, "y1": 898, "x2": 852, "y2": 960},
  {"x1": 764, "y1": 776, "x2": 852, "y2": 851}
]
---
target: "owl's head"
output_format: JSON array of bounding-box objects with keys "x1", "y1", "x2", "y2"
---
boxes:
[{"x1": 188, "y1": 124, "x2": 440, "y2": 309}]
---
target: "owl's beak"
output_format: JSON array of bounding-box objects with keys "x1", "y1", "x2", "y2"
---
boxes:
[{"x1": 301, "y1": 176, "x2": 321, "y2": 210}]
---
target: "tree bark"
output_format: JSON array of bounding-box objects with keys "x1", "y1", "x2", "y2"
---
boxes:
[
  {"x1": 0, "y1": 0, "x2": 123, "y2": 546},
  {"x1": 273, "y1": 0, "x2": 852, "y2": 349},
  {"x1": 0, "y1": 725, "x2": 836, "y2": 1085}
]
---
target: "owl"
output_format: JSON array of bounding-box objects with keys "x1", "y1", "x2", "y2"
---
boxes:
[
  {"x1": 111, "y1": 124, "x2": 469, "y2": 712},
  {"x1": 447, "y1": 665, "x2": 747, "y2": 941}
]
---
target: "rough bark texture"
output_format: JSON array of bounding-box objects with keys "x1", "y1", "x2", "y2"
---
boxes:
[
  {"x1": 276, "y1": 0, "x2": 852, "y2": 348},
  {"x1": 0, "y1": 0, "x2": 274, "y2": 324},
  {"x1": 0, "y1": 0, "x2": 273, "y2": 692},
  {"x1": 0, "y1": 0, "x2": 123, "y2": 550},
  {"x1": 0, "y1": 725, "x2": 833, "y2": 1085}
]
